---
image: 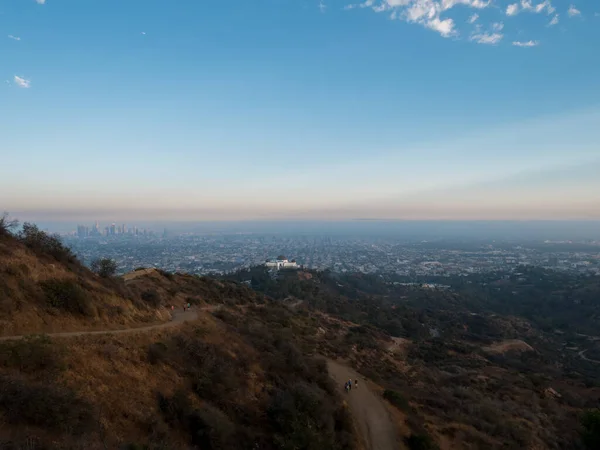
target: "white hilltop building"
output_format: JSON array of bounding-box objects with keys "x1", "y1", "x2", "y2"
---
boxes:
[{"x1": 265, "y1": 255, "x2": 299, "y2": 270}]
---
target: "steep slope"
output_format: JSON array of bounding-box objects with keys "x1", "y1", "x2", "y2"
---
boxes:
[
  {"x1": 0, "y1": 231, "x2": 166, "y2": 336},
  {"x1": 0, "y1": 295, "x2": 357, "y2": 450}
]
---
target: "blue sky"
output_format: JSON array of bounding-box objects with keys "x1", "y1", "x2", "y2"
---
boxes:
[{"x1": 1, "y1": 0, "x2": 599, "y2": 222}]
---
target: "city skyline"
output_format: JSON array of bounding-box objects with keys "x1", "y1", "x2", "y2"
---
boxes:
[{"x1": 2, "y1": 0, "x2": 599, "y2": 221}]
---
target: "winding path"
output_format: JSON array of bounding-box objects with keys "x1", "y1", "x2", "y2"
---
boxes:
[
  {"x1": 0, "y1": 307, "x2": 215, "y2": 342},
  {"x1": 327, "y1": 359, "x2": 398, "y2": 450}
]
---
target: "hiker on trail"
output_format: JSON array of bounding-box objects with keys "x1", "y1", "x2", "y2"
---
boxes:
[
  {"x1": 171, "y1": 305, "x2": 174, "y2": 311},
  {"x1": 344, "y1": 382, "x2": 349, "y2": 393},
  {"x1": 355, "y1": 379, "x2": 358, "y2": 389},
  {"x1": 187, "y1": 302, "x2": 191, "y2": 309},
  {"x1": 183, "y1": 304, "x2": 186, "y2": 312},
  {"x1": 348, "y1": 379, "x2": 352, "y2": 390}
]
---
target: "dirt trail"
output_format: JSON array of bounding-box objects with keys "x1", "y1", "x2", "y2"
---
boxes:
[
  {"x1": 327, "y1": 359, "x2": 398, "y2": 450},
  {"x1": 0, "y1": 306, "x2": 222, "y2": 342}
]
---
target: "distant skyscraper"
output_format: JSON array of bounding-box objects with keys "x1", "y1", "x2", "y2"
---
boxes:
[
  {"x1": 110, "y1": 223, "x2": 116, "y2": 235},
  {"x1": 122, "y1": 224, "x2": 127, "y2": 234},
  {"x1": 77, "y1": 225, "x2": 88, "y2": 238}
]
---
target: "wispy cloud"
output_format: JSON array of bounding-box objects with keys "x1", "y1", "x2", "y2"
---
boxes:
[
  {"x1": 141, "y1": 31, "x2": 146, "y2": 35},
  {"x1": 318, "y1": 0, "x2": 327, "y2": 13},
  {"x1": 470, "y1": 32, "x2": 503, "y2": 44},
  {"x1": 507, "y1": 0, "x2": 555, "y2": 16},
  {"x1": 568, "y1": 5, "x2": 581, "y2": 17},
  {"x1": 35, "y1": 0, "x2": 46, "y2": 4},
  {"x1": 346, "y1": 0, "x2": 563, "y2": 45},
  {"x1": 469, "y1": 21, "x2": 503, "y2": 44},
  {"x1": 13, "y1": 75, "x2": 31, "y2": 88},
  {"x1": 345, "y1": 0, "x2": 490, "y2": 38},
  {"x1": 513, "y1": 40, "x2": 540, "y2": 47},
  {"x1": 8, "y1": 34, "x2": 21, "y2": 41}
]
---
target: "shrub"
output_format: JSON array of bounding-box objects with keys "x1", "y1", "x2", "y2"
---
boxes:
[
  {"x1": 581, "y1": 409, "x2": 600, "y2": 450},
  {"x1": 148, "y1": 342, "x2": 168, "y2": 365},
  {"x1": 141, "y1": 290, "x2": 162, "y2": 307},
  {"x1": 406, "y1": 433, "x2": 439, "y2": 450},
  {"x1": 0, "y1": 335, "x2": 65, "y2": 374},
  {"x1": 383, "y1": 389, "x2": 411, "y2": 412},
  {"x1": 19, "y1": 222, "x2": 76, "y2": 262},
  {"x1": 0, "y1": 212, "x2": 19, "y2": 236},
  {"x1": 91, "y1": 258, "x2": 117, "y2": 278},
  {"x1": 40, "y1": 279, "x2": 94, "y2": 316},
  {"x1": 268, "y1": 382, "x2": 340, "y2": 450},
  {"x1": 0, "y1": 375, "x2": 95, "y2": 434}
]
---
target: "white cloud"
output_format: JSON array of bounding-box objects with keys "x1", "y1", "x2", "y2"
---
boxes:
[
  {"x1": 426, "y1": 16, "x2": 456, "y2": 36},
  {"x1": 507, "y1": 0, "x2": 555, "y2": 16},
  {"x1": 568, "y1": 5, "x2": 581, "y2": 17},
  {"x1": 506, "y1": 3, "x2": 519, "y2": 15},
  {"x1": 13, "y1": 75, "x2": 31, "y2": 88},
  {"x1": 548, "y1": 14, "x2": 559, "y2": 25},
  {"x1": 346, "y1": 0, "x2": 561, "y2": 43},
  {"x1": 8, "y1": 35, "x2": 21, "y2": 41},
  {"x1": 141, "y1": 31, "x2": 146, "y2": 35},
  {"x1": 470, "y1": 32, "x2": 503, "y2": 44},
  {"x1": 513, "y1": 40, "x2": 540, "y2": 46},
  {"x1": 318, "y1": 0, "x2": 327, "y2": 12},
  {"x1": 35, "y1": 0, "x2": 46, "y2": 4}
]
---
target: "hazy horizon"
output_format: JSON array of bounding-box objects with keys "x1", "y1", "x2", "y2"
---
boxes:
[{"x1": 16, "y1": 218, "x2": 600, "y2": 241}]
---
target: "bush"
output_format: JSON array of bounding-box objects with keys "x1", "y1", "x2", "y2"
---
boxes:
[
  {"x1": 0, "y1": 375, "x2": 95, "y2": 434},
  {"x1": 383, "y1": 389, "x2": 410, "y2": 412},
  {"x1": 0, "y1": 212, "x2": 19, "y2": 236},
  {"x1": 581, "y1": 409, "x2": 600, "y2": 449},
  {"x1": 148, "y1": 342, "x2": 168, "y2": 365},
  {"x1": 159, "y1": 391, "x2": 240, "y2": 449},
  {"x1": 91, "y1": 258, "x2": 117, "y2": 278},
  {"x1": 406, "y1": 433, "x2": 438, "y2": 450},
  {"x1": 0, "y1": 335, "x2": 65, "y2": 374},
  {"x1": 40, "y1": 279, "x2": 94, "y2": 316},
  {"x1": 19, "y1": 222, "x2": 76, "y2": 262},
  {"x1": 141, "y1": 290, "x2": 162, "y2": 307}
]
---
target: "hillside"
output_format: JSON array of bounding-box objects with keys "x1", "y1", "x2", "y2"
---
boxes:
[
  {"x1": 227, "y1": 266, "x2": 600, "y2": 449},
  {"x1": 3, "y1": 222, "x2": 600, "y2": 449},
  {"x1": 0, "y1": 226, "x2": 363, "y2": 450},
  {"x1": 0, "y1": 226, "x2": 169, "y2": 337}
]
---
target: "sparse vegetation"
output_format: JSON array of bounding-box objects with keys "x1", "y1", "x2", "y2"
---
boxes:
[
  {"x1": 0, "y1": 335, "x2": 65, "y2": 374},
  {"x1": 0, "y1": 212, "x2": 19, "y2": 236},
  {"x1": 0, "y1": 374, "x2": 95, "y2": 434},
  {"x1": 18, "y1": 222, "x2": 76, "y2": 263},
  {"x1": 91, "y1": 257, "x2": 118, "y2": 278}
]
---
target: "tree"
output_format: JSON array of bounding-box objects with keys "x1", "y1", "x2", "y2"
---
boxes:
[
  {"x1": 581, "y1": 409, "x2": 600, "y2": 449},
  {"x1": 91, "y1": 258, "x2": 117, "y2": 278},
  {"x1": 0, "y1": 212, "x2": 19, "y2": 236}
]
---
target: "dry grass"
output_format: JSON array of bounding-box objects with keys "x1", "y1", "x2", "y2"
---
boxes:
[{"x1": 482, "y1": 339, "x2": 535, "y2": 355}]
